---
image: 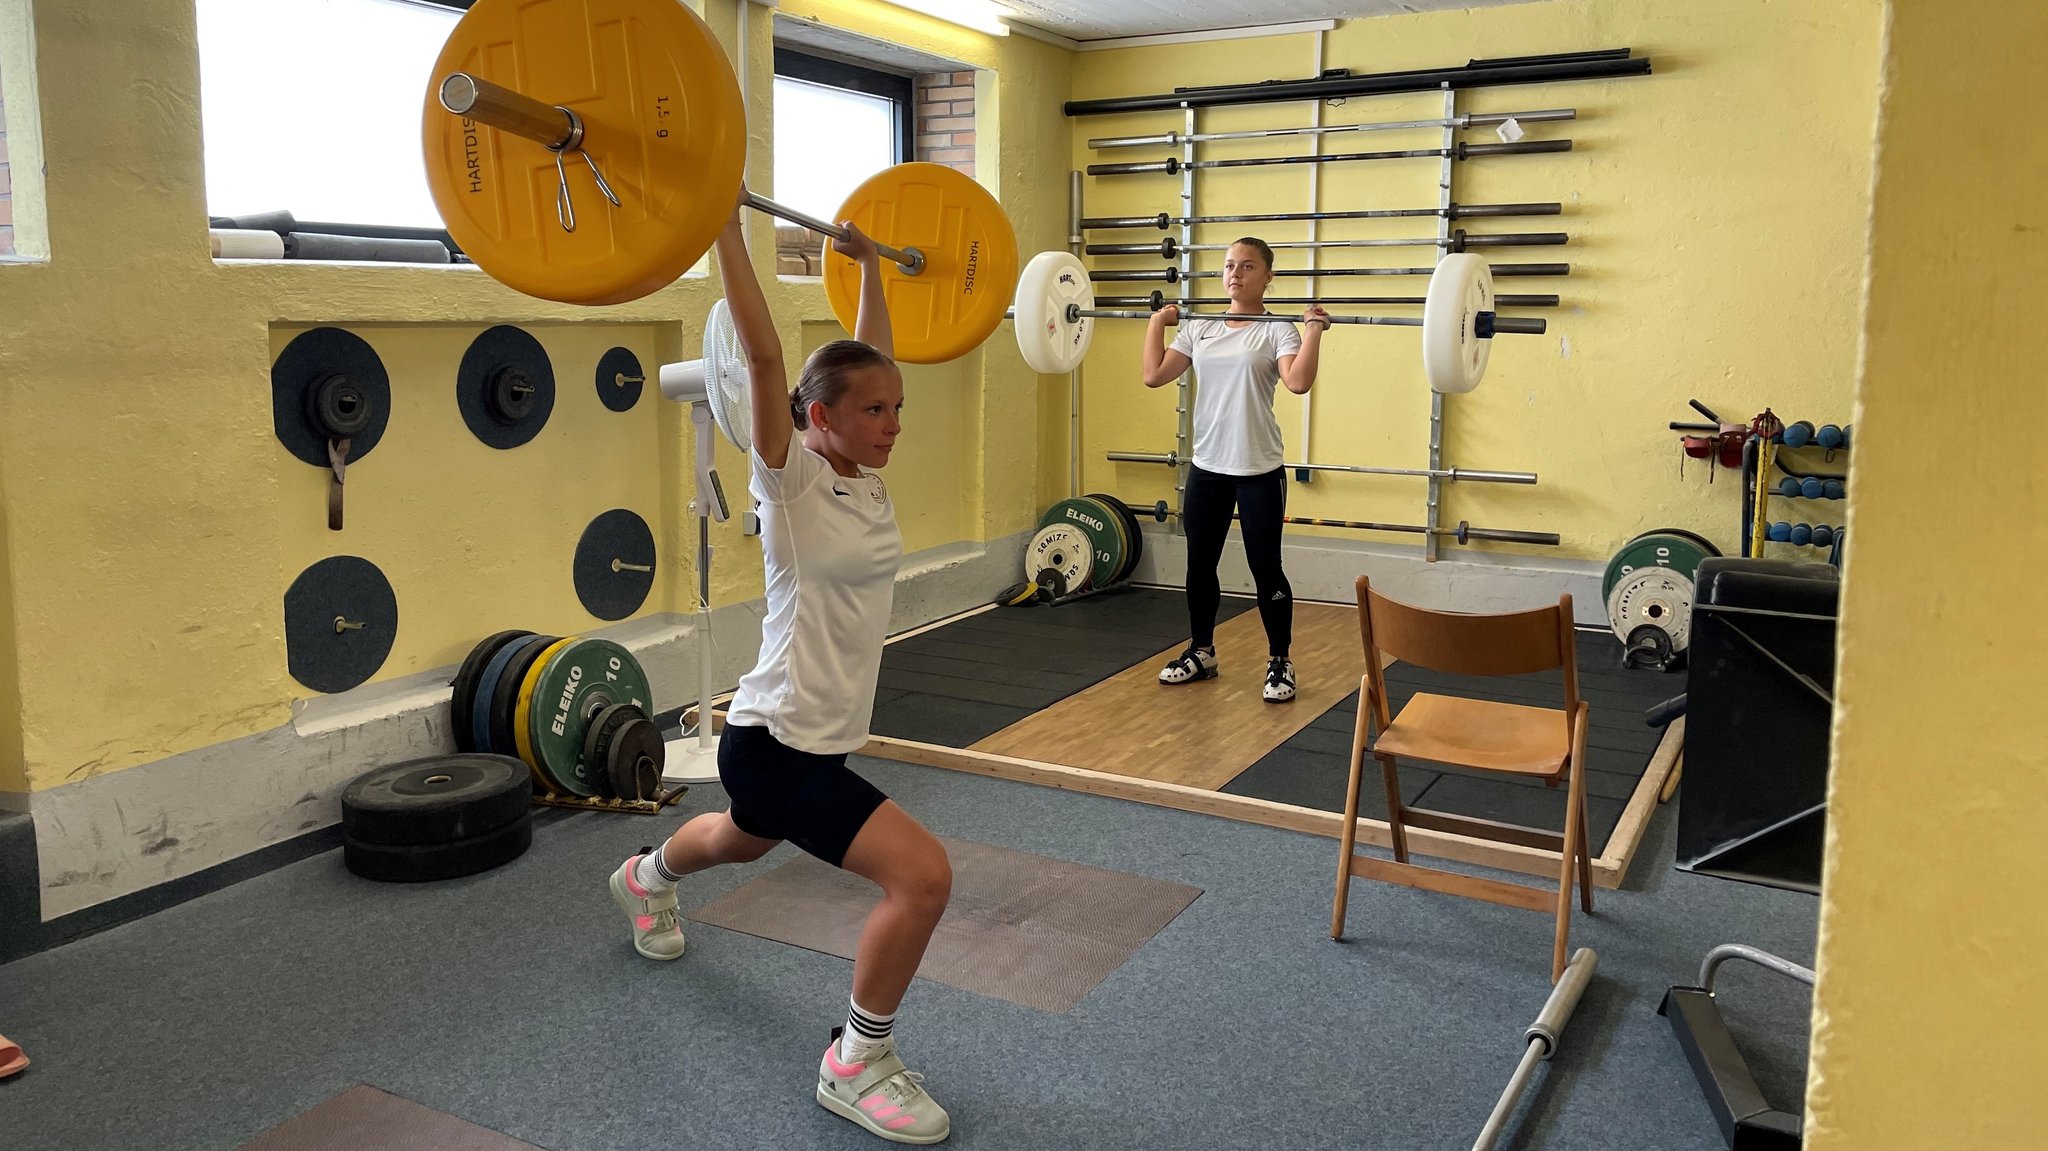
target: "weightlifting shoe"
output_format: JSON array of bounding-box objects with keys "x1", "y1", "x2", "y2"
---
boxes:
[
  {"x1": 610, "y1": 852, "x2": 686, "y2": 961},
  {"x1": 1263, "y1": 658, "x2": 1297, "y2": 703},
  {"x1": 817, "y1": 1029, "x2": 951, "y2": 1144},
  {"x1": 1159, "y1": 646, "x2": 1219, "y2": 685}
]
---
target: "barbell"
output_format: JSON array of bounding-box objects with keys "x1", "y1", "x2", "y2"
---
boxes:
[
  {"x1": 422, "y1": 0, "x2": 1018, "y2": 362},
  {"x1": 1011, "y1": 252, "x2": 1542, "y2": 394}
]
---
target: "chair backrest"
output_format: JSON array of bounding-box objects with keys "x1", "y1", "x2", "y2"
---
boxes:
[{"x1": 1355, "y1": 575, "x2": 1580, "y2": 727}]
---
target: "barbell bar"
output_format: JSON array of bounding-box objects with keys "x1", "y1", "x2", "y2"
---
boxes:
[
  {"x1": 1117, "y1": 497, "x2": 1560, "y2": 547},
  {"x1": 422, "y1": 0, "x2": 1019, "y2": 361},
  {"x1": 1107, "y1": 450, "x2": 1537, "y2": 485},
  {"x1": 1088, "y1": 139, "x2": 1572, "y2": 177},
  {"x1": 1084, "y1": 231, "x2": 1567, "y2": 258},
  {"x1": 1080, "y1": 202, "x2": 1562, "y2": 231},
  {"x1": 1086, "y1": 108, "x2": 1576, "y2": 150},
  {"x1": 1075, "y1": 305, "x2": 1546, "y2": 336},
  {"x1": 1097, "y1": 293, "x2": 1560, "y2": 309},
  {"x1": 1089, "y1": 263, "x2": 1572, "y2": 283}
]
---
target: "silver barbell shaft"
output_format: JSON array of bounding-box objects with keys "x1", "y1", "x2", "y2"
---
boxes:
[
  {"x1": 438, "y1": 71, "x2": 926, "y2": 275},
  {"x1": 1088, "y1": 108, "x2": 1577, "y2": 150},
  {"x1": 1106, "y1": 450, "x2": 1535, "y2": 484},
  {"x1": 1081, "y1": 202, "x2": 1562, "y2": 231},
  {"x1": 1085, "y1": 232, "x2": 1566, "y2": 257},
  {"x1": 1474, "y1": 948, "x2": 1599, "y2": 1151},
  {"x1": 1076, "y1": 305, "x2": 1547, "y2": 336}
]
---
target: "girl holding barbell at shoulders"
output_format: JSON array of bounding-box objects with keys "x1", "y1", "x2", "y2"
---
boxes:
[
  {"x1": 1141, "y1": 237, "x2": 1329, "y2": 703},
  {"x1": 607, "y1": 189, "x2": 956, "y2": 1144}
]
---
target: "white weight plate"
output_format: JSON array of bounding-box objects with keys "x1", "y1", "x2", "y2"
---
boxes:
[
  {"x1": 1606, "y1": 566, "x2": 1694, "y2": 652},
  {"x1": 1025, "y1": 523, "x2": 1095, "y2": 593},
  {"x1": 1012, "y1": 250, "x2": 1095, "y2": 374},
  {"x1": 1422, "y1": 253, "x2": 1495, "y2": 395}
]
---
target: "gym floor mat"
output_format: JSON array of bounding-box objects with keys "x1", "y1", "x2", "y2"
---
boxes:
[
  {"x1": 235, "y1": 1085, "x2": 549, "y2": 1151},
  {"x1": 688, "y1": 835, "x2": 1202, "y2": 1014}
]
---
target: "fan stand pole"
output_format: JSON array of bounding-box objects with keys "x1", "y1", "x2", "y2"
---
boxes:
[{"x1": 663, "y1": 412, "x2": 726, "y2": 785}]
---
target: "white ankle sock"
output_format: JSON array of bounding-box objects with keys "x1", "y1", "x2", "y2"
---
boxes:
[
  {"x1": 840, "y1": 998, "x2": 897, "y2": 1063},
  {"x1": 633, "y1": 845, "x2": 681, "y2": 893}
]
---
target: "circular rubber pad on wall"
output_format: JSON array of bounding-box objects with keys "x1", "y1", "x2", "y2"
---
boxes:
[
  {"x1": 574, "y1": 509, "x2": 657, "y2": 621},
  {"x1": 457, "y1": 325, "x2": 556, "y2": 449},
  {"x1": 272, "y1": 327, "x2": 391, "y2": 467},
  {"x1": 596, "y1": 346, "x2": 645, "y2": 413},
  {"x1": 284, "y1": 555, "x2": 399, "y2": 694}
]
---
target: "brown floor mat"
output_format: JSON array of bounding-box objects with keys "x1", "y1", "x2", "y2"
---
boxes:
[
  {"x1": 235, "y1": 1085, "x2": 549, "y2": 1151},
  {"x1": 689, "y1": 836, "x2": 1202, "y2": 1013}
]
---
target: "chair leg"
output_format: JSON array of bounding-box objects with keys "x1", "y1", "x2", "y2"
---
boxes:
[
  {"x1": 1552, "y1": 771, "x2": 1582, "y2": 983},
  {"x1": 1331, "y1": 682, "x2": 1372, "y2": 940},
  {"x1": 1575, "y1": 777, "x2": 1594, "y2": 913},
  {"x1": 1377, "y1": 755, "x2": 1409, "y2": 864}
]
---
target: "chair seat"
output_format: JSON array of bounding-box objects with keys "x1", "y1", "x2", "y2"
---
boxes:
[{"x1": 1373, "y1": 693, "x2": 1570, "y2": 776}]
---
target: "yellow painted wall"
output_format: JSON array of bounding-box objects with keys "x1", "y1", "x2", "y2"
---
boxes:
[
  {"x1": 1805, "y1": 2, "x2": 2048, "y2": 1145},
  {"x1": 0, "y1": 0, "x2": 1069, "y2": 796},
  {"x1": 1058, "y1": 0, "x2": 1883, "y2": 562}
]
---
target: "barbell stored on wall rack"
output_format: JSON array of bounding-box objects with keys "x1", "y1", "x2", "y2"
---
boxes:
[
  {"x1": 1081, "y1": 202, "x2": 1562, "y2": 231},
  {"x1": 1086, "y1": 108, "x2": 1576, "y2": 150},
  {"x1": 1084, "y1": 231, "x2": 1567, "y2": 258},
  {"x1": 1107, "y1": 450, "x2": 1537, "y2": 484},
  {"x1": 1097, "y1": 293, "x2": 1560, "y2": 309},
  {"x1": 1116, "y1": 498, "x2": 1560, "y2": 547},
  {"x1": 1091, "y1": 263, "x2": 1572, "y2": 283},
  {"x1": 421, "y1": 0, "x2": 1018, "y2": 361},
  {"x1": 1011, "y1": 251, "x2": 1539, "y2": 393},
  {"x1": 1087, "y1": 139, "x2": 1572, "y2": 177}
]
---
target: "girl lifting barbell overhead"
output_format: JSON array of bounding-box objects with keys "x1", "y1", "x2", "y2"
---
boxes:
[
  {"x1": 1141, "y1": 237, "x2": 1329, "y2": 703},
  {"x1": 607, "y1": 189, "x2": 956, "y2": 1145}
]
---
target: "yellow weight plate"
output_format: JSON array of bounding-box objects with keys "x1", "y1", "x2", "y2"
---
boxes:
[
  {"x1": 823, "y1": 163, "x2": 1019, "y2": 364},
  {"x1": 423, "y1": 0, "x2": 746, "y2": 306},
  {"x1": 514, "y1": 638, "x2": 574, "y2": 788}
]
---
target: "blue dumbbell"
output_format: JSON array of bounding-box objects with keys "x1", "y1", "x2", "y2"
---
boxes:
[
  {"x1": 1801, "y1": 477, "x2": 1825, "y2": 499},
  {"x1": 1824, "y1": 479, "x2": 1846, "y2": 500},
  {"x1": 1812, "y1": 524, "x2": 1835, "y2": 547},
  {"x1": 1768, "y1": 521, "x2": 1793, "y2": 542},
  {"x1": 1782, "y1": 421, "x2": 1815, "y2": 448},
  {"x1": 1778, "y1": 477, "x2": 1802, "y2": 497},
  {"x1": 1790, "y1": 523, "x2": 1813, "y2": 546},
  {"x1": 1816, "y1": 424, "x2": 1844, "y2": 449}
]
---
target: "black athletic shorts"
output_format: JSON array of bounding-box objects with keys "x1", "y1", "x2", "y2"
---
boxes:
[{"x1": 717, "y1": 722, "x2": 888, "y2": 868}]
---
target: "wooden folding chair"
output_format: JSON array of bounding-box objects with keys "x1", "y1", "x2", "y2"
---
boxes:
[{"x1": 1330, "y1": 575, "x2": 1594, "y2": 982}]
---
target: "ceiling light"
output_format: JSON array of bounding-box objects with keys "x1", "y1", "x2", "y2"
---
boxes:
[{"x1": 883, "y1": 0, "x2": 1011, "y2": 36}]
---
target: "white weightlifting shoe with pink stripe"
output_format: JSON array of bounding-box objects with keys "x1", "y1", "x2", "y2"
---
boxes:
[
  {"x1": 817, "y1": 1030, "x2": 951, "y2": 1144},
  {"x1": 609, "y1": 854, "x2": 686, "y2": 961}
]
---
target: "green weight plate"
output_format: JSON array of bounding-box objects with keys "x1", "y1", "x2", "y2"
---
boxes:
[
  {"x1": 1602, "y1": 530, "x2": 1718, "y2": 603},
  {"x1": 528, "y1": 637, "x2": 652, "y2": 798},
  {"x1": 1040, "y1": 498, "x2": 1122, "y2": 591}
]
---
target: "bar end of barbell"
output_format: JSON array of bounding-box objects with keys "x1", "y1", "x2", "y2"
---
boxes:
[{"x1": 439, "y1": 73, "x2": 480, "y2": 115}]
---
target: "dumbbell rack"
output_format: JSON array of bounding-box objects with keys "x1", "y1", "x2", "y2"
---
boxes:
[
  {"x1": 1740, "y1": 430, "x2": 1850, "y2": 563},
  {"x1": 1074, "y1": 50, "x2": 1622, "y2": 560}
]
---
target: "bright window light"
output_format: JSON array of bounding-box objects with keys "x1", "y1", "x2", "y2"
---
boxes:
[
  {"x1": 883, "y1": 0, "x2": 1010, "y2": 36},
  {"x1": 772, "y1": 77, "x2": 898, "y2": 224},
  {"x1": 197, "y1": 0, "x2": 460, "y2": 227}
]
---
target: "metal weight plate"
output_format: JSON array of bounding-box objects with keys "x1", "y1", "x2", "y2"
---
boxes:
[
  {"x1": 1096, "y1": 493, "x2": 1145, "y2": 584},
  {"x1": 1607, "y1": 566, "x2": 1695, "y2": 651},
  {"x1": 424, "y1": 0, "x2": 746, "y2": 306},
  {"x1": 822, "y1": 163, "x2": 1020, "y2": 364},
  {"x1": 512, "y1": 638, "x2": 574, "y2": 787},
  {"x1": 473, "y1": 632, "x2": 548, "y2": 756},
  {"x1": 1025, "y1": 524, "x2": 1094, "y2": 593},
  {"x1": 272, "y1": 328, "x2": 391, "y2": 467},
  {"x1": 583, "y1": 702, "x2": 638, "y2": 798},
  {"x1": 606, "y1": 714, "x2": 666, "y2": 801},
  {"x1": 1012, "y1": 250, "x2": 1094, "y2": 373},
  {"x1": 457, "y1": 325, "x2": 556, "y2": 449},
  {"x1": 596, "y1": 346, "x2": 645, "y2": 413},
  {"x1": 1421, "y1": 253, "x2": 1495, "y2": 395},
  {"x1": 488, "y1": 634, "x2": 558, "y2": 760},
  {"x1": 1040, "y1": 498, "x2": 1121, "y2": 590},
  {"x1": 529, "y1": 637, "x2": 654, "y2": 798},
  {"x1": 450, "y1": 630, "x2": 533, "y2": 752},
  {"x1": 1602, "y1": 530, "x2": 1720, "y2": 603}
]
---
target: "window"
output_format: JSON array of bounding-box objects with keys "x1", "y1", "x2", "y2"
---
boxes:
[
  {"x1": 772, "y1": 49, "x2": 912, "y2": 225},
  {"x1": 197, "y1": 0, "x2": 462, "y2": 229}
]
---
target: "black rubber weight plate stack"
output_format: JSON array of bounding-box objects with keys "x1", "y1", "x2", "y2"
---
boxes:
[
  {"x1": 450, "y1": 630, "x2": 533, "y2": 752},
  {"x1": 1089, "y1": 493, "x2": 1144, "y2": 584},
  {"x1": 340, "y1": 754, "x2": 534, "y2": 883}
]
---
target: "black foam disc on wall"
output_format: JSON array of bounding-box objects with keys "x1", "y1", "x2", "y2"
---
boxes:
[
  {"x1": 272, "y1": 327, "x2": 391, "y2": 467},
  {"x1": 596, "y1": 346, "x2": 645, "y2": 413},
  {"x1": 284, "y1": 555, "x2": 399, "y2": 694},
  {"x1": 574, "y1": 508, "x2": 657, "y2": 621},
  {"x1": 457, "y1": 325, "x2": 556, "y2": 449}
]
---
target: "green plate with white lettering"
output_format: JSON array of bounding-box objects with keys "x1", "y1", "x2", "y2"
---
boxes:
[{"x1": 528, "y1": 637, "x2": 652, "y2": 798}]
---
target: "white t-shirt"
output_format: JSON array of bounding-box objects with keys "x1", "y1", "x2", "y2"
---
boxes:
[
  {"x1": 1171, "y1": 316, "x2": 1303, "y2": 475},
  {"x1": 726, "y1": 445, "x2": 903, "y2": 755}
]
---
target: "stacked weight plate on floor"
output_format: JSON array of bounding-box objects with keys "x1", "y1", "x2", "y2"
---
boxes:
[
  {"x1": 449, "y1": 630, "x2": 667, "y2": 802},
  {"x1": 340, "y1": 754, "x2": 534, "y2": 882},
  {"x1": 1019, "y1": 495, "x2": 1145, "y2": 601},
  {"x1": 1602, "y1": 528, "x2": 1722, "y2": 667}
]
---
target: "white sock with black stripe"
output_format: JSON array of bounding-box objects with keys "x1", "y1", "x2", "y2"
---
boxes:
[
  {"x1": 840, "y1": 998, "x2": 897, "y2": 1063},
  {"x1": 633, "y1": 843, "x2": 683, "y2": 893}
]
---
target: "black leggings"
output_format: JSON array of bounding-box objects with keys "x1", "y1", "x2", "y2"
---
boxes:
[{"x1": 1182, "y1": 464, "x2": 1291, "y2": 658}]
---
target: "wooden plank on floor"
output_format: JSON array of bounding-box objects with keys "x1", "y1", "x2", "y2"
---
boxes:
[{"x1": 969, "y1": 603, "x2": 1366, "y2": 790}]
